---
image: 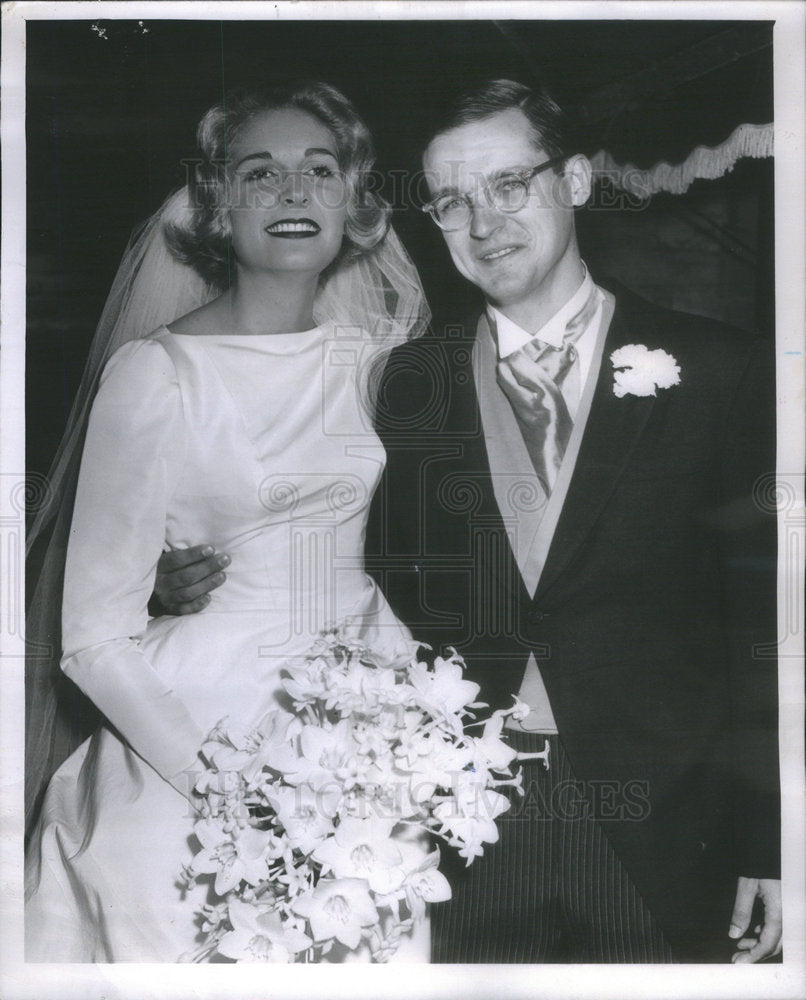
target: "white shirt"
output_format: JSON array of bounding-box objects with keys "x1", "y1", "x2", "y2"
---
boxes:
[{"x1": 488, "y1": 263, "x2": 602, "y2": 407}]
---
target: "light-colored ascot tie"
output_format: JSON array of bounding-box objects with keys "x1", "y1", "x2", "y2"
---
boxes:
[{"x1": 496, "y1": 286, "x2": 601, "y2": 495}]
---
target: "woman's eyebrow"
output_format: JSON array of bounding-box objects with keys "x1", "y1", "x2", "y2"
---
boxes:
[
  {"x1": 304, "y1": 147, "x2": 338, "y2": 159},
  {"x1": 234, "y1": 148, "x2": 338, "y2": 170}
]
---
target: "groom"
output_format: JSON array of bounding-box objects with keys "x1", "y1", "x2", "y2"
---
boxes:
[{"x1": 154, "y1": 79, "x2": 781, "y2": 963}]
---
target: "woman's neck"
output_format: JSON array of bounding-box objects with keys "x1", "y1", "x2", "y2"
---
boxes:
[{"x1": 222, "y1": 270, "x2": 319, "y2": 335}]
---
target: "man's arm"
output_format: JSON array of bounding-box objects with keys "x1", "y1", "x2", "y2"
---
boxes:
[{"x1": 149, "y1": 545, "x2": 229, "y2": 616}]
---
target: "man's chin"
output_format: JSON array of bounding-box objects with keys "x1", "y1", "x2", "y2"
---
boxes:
[
  {"x1": 470, "y1": 259, "x2": 533, "y2": 298},
  {"x1": 476, "y1": 277, "x2": 530, "y2": 309}
]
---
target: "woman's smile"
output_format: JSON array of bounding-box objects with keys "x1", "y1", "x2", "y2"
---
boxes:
[{"x1": 265, "y1": 218, "x2": 322, "y2": 238}]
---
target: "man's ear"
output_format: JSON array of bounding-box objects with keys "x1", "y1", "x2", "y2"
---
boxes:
[{"x1": 563, "y1": 154, "x2": 592, "y2": 208}]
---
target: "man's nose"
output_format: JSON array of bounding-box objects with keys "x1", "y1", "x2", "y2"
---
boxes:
[{"x1": 468, "y1": 202, "x2": 505, "y2": 240}]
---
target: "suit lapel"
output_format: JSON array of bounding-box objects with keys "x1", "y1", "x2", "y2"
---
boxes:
[
  {"x1": 445, "y1": 320, "x2": 509, "y2": 520},
  {"x1": 535, "y1": 294, "x2": 658, "y2": 600}
]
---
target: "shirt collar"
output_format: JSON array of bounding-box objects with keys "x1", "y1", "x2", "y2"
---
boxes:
[{"x1": 489, "y1": 263, "x2": 594, "y2": 360}]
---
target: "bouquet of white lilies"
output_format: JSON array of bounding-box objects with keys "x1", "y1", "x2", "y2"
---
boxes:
[{"x1": 181, "y1": 625, "x2": 548, "y2": 962}]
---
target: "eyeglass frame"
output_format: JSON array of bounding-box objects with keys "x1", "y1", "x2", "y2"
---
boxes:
[{"x1": 420, "y1": 154, "x2": 568, "y2": 231}]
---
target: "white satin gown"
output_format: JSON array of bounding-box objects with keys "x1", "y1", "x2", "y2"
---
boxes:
[{"x1": 25, "y1": 325, "x2": 427, "y2": 962}]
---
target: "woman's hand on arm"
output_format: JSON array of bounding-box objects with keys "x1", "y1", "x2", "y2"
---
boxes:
[{"x1": 150, "y1": 545, "x2": 230, "y2": 616}]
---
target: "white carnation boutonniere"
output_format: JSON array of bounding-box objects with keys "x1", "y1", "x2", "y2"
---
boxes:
[{"x1": 610, "y1": 344, "x2": 681, "y2": 398}]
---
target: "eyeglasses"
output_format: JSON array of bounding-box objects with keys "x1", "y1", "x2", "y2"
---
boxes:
[{"x1": 421, "y1": 156, "x2": 567, "y2": 231}]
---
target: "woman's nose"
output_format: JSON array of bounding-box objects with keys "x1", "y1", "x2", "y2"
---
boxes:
[{"x1": 281, "y1": 172, "x2": 309, "y2": 206}]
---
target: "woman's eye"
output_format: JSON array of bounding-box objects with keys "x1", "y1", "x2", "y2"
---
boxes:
[
  {"x1": 244, "y1": 166, "x2": 280, "y2": 183},
  {"x1": 305, "y1": 164, "x2": 336, "y2": 179}
]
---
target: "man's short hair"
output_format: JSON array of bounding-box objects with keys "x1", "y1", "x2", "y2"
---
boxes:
[{"x1": 426, "y1": 78, "x2": 570, "y2": 160}]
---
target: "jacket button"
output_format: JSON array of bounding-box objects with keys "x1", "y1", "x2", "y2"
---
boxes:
[{"x1": 528, "y1": 609, "x2": 547, "y2": 624}]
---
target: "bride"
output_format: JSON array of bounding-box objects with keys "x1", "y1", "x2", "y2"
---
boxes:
[{"x1": 24, "y1": 80, "x2": 430, "y2": 962}]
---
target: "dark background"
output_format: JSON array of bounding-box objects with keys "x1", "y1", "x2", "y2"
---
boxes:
[{"x1": 26, "y1": 17, "x2": 774, "y2": 481}]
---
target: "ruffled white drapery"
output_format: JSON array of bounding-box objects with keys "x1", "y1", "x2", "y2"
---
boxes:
[{"x1": 590, "y1": 122, "x2": 773, "y2": 197}]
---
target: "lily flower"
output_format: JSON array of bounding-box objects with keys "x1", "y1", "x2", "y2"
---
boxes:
[
  {"x1": 469, "y1": 724, "x2": 518, "y2": 775},
  {"x1": 396, "y1": 732, "x2": 473, "y2": 803},
  {"x1": 265, "y1": 783, "x2": 338, "y2": 856},
  {"x1": 276, "y1": 860, "x2": 314, "y2": 898},
  {"x1": 191, "y1": 817, "x2": 276, "y2": 894},
  {"x1": 433, "y1": 787, "x2": 510, "y2": 865},
  {"x1": 313, "y1": 816, "x2": 406, "y2": 894},
  {"x1": 403, "y1": 848, "x2": 453, "y2": 920},
  {"x1": 199, "y1": 719, "x2": 263, "y2": 775},
  {"x1": 264, "y1": 719, "x2": 356, "y2": 790},
  {"x1": 407, "y1": 652, "x2": 480, "y2": 727},
  {"x1": 217, "y1": 900, "x2": 311, "y2": 962},
  {"x1": 283, "y1": 656, "x2": 331, "y2": 709},
  {"x1": 291, "y1": 878, "x2": 379, "y2": 950}
]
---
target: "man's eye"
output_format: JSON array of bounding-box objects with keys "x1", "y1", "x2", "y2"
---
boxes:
[
  {"x1": 437, "y1": 196, "x2": 467, "y2": 214},
  {"x1": 496, "y1": 177, "x2": 525, "y2": 194}
]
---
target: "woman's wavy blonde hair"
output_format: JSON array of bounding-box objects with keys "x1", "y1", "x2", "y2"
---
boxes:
[{"x1": 166, "y1": 80, "x2": 391, "y2": 288}]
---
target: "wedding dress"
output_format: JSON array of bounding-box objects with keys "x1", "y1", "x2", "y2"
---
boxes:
[{"x1": 24, "y1": 323, "x2": 428, "y2": 962}]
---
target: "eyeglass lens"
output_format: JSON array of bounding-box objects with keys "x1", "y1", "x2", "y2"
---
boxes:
[{"x1": 433, "y1": 173, "x2": 531, "y2": 230}]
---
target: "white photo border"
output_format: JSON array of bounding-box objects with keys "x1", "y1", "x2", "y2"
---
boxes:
[{"x1": 2, "y1": 2, "x2": 803, "y2": 998}]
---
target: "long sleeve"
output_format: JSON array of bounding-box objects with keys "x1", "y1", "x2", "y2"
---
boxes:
[{"x1": 61, "y1": 337, "x2": 206, "y2": 794}]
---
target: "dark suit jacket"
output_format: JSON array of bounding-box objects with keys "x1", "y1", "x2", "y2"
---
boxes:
[{"x1": 366, "y1": 281, "x2": 779, "y2": 961}]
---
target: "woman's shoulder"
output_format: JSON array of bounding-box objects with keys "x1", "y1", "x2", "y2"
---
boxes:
[
  {"x1": 90, "y1": 336, "x2": 186, "y2": 446},
  {"x1": 165, "y1": 297, "x2": 227, "y2": 338},
  {"x1": 102, "y1": 295, "x2": 229, "y2": 383},
  {"x1": 100, "y1": 335, "x2": 181, "y2": 399}
]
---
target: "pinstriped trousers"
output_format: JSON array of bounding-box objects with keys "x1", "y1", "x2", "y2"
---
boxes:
[{"x1": 432, "y1": 733, "x2": 676, "y2": 963}]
